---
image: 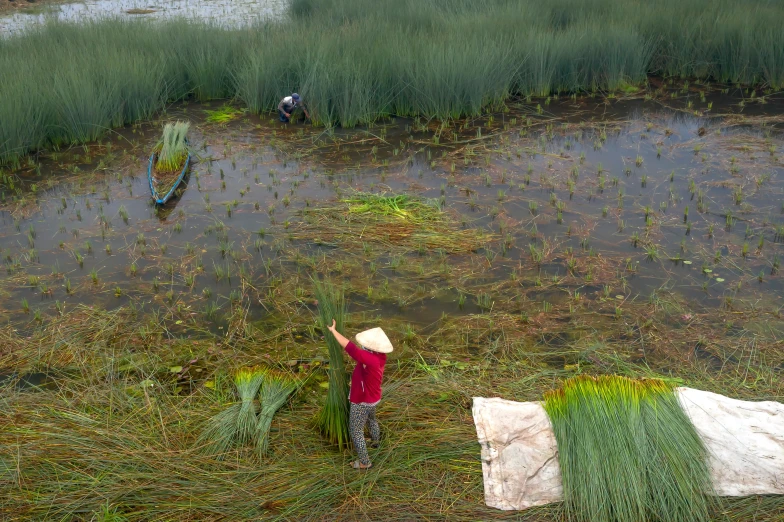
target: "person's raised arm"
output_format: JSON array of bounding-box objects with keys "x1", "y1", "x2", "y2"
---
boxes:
[
  {"x1": 327, "y1": 320, "x2": 374, "y2": 364},
  {"x1": 326, "y1": 319, "x2": 349, "y2": 348}
]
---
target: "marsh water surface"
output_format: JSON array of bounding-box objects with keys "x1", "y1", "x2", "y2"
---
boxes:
[
  {"x1": 0, "y1": 0, "x2": 286, "y2": 35},
  {"x1": 2, "y1": 88, "x2": 783, "y2": 344}
]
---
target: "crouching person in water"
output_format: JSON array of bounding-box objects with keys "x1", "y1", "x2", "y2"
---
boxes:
[
  {"x1": 327, "y1": 320, "x2": 393, "y2": 470},
  {"x1": 277, "y1": 92, "x2": 310, "y2": 123}
]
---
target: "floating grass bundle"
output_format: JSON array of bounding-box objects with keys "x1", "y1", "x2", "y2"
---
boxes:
[
  {"x1": 198, "y1": 367, "x2": 265, "y2": 456},
  {"x1": 204, "y1": 104, "x2": 245, "y2": 124},
  {"x1": 154, "y1": 121, "x2": 190, "y2": 173},
  {"x1": 313, "y1": 278, "x2": 350, "y2": 449},
  {"x1": 543, "y1": 375, "x2": 712, "y2": 522},
  {"x1": 255, "y1": 370, "x2": 300, "y2": 457}
]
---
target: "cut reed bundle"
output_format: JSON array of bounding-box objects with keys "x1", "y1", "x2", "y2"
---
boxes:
[
  {"x1": 255, "y1": 370, "x2": 300, "y2": 457},
  {"x1": 196, "y1": 405, "x2": 241, "y2": 456},
  {"x1": 235, "y1": 367, "x2": 266, "y2": 443},
  {"x1": 543, "y1": 375, "x2": 712, "y2": 522},
  {"x1": 312, "y1": 277, "x2": 350, "y2": 449},
  {"x1": 198, "y1": 367, "x2": 265, "y2": 457},
  {"x1": 155, "y1": 121, "x2": 190, "y2": 173}
]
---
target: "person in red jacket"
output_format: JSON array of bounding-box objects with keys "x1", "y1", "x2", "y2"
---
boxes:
[{"x1": 327, "y1": 320, "x2": 393, "y2": 470}]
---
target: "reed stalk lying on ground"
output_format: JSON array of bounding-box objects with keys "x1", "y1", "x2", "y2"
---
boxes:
[
  {"x1": 312, "y1": 278, "x2": 350, "y2": 449},
  {"x1": 543, "y1": 375, "x2": 713, "y2": 522},
  {"x1": 1, "y1": 306, "x2": 784, "y2": 519}
]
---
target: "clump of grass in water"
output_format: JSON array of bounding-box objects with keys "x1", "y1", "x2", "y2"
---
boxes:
[
  {"x1": 343, "y1": 192, "x2": 439, "y2": 224},
  {"x1": 198, "y1": 367, "x2": 265, "y2": 457},
  {"x1": 255, "y1": 370, "x2": 299, "y2": 458},
  {"x1": 204, "y1": 104, "x2": 244, "y2": 124},
  {"x1": 154, "y1": 121, "x2": 190, "y2": 173},
  {"x1": 313, "y1": 277, "x2": 350, "y2": 449},
  {"x1": 302, "y1": 190, "x2": 487, "y2": 254},
  {"x1": 543, "y1": 375, "x2": 713, "y2": 522}
]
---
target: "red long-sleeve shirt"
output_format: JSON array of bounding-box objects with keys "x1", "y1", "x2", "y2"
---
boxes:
[{"x1": 344, "y1": 341, "x2": 387, "y2": 404}]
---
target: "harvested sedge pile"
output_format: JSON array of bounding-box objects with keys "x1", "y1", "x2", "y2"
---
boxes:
[
  {"x1": 154, "y1": 121, "x2": 190, "y2": 173},
  {"x1": 297, "y1": 192, "x2": 490, "y2": 254},
  {"x1": 543, "y1": 375, "x2": 713, "y2": 522},
  {"x1": 344, "y1": 193, "x2": 442, "y2": 223},
  {"x1": 313, "y1": 278, "x2": 350, "y2": 449},
  {"x1": 199, "y1": 367, "x2": 296, "y2": 458}
]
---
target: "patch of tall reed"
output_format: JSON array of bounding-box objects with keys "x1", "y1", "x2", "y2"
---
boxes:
[{"x1": 2, "y1": 0, "x2": 784, "y2": 163}]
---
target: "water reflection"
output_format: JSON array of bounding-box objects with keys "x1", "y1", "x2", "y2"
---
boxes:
[{"x1": 1, "y1": 0, "x2": 286, "y2": 36}]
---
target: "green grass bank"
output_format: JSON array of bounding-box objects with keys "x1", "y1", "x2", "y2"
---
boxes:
[{"x1": 2, "y1": 0, "x2": 784, "y2": 164}]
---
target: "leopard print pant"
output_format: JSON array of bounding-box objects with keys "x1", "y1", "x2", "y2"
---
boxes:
[{"x1": 349, "y1": 402, "x2": 380, "y2": 466}]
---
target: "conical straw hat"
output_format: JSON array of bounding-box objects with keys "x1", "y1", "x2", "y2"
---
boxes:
[{"x1": 355, "y1": 327, "x2": 394, "y2": 353}]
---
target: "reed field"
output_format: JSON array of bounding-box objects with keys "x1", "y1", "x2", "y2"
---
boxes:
[
  {"x1": 2, "y1": 0, "x2": 784, "y2": 163},
  {"x1": 2, "y1": 2, "x2": 784, "y2": 517}
]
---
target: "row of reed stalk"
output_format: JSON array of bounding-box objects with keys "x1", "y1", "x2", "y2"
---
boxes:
[{"x1": 544, "y1": 375, "x2": 713, "y2": 522}]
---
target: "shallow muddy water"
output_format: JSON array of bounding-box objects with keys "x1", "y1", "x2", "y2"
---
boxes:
[
  {"x1": 2, "y1": 87, "x2": 783, "y2": 342},
  {"x1": 0, "y1": 0, "x2": 285, "y2": 35}
]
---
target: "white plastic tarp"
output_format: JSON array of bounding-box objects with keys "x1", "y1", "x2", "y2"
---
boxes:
[{"x1": 472, "y1": 387, "x2": 784, "y2": 511}]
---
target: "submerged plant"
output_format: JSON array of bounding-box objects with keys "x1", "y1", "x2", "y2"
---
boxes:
[
  {"x1": 543, "y1": 375, "x2": 713, "y2": 522},
  {"x1": 313, "y1": 278, "x2": 350, "y2": 449}
]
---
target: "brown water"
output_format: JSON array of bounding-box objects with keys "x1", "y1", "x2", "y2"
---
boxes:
[{"x1": 2, "y1": 86, "x2": 783, "y2": 338}]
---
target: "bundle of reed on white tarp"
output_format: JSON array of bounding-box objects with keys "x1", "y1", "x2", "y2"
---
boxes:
[{"x1": 543, "y1": 375, "x2": 713, "y2": 522}]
